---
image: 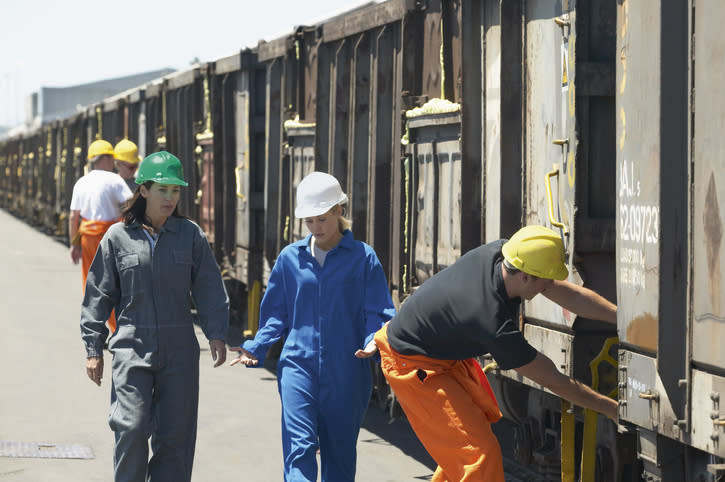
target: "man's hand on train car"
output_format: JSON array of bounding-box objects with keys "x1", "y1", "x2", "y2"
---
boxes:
[
  {"x1": 86, "y1": 356, "x2": 103, "y2": 386},
  {"x1": 229, "y1": 346, "x2": 259, "y2": 367}
]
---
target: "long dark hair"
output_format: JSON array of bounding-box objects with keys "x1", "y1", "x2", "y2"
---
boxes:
[{"x1": 121, "y1": 181, "x2": 182, "y2": 227}]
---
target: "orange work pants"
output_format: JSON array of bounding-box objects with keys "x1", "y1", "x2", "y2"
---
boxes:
[
  {"x1": 375, "y1": 325, "x2": 505, "y2": 482},
  {"x1": 79, "y1": 219, "x2": 117, "y2": 333}
]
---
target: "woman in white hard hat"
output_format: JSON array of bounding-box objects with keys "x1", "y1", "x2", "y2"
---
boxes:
[{"x1": 231, "y1": 171, "x2": 396, "y2": 482}]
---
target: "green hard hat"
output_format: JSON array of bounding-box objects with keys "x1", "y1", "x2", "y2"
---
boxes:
[{"x1": 135, "y1": 151, "x2": 188, "y2": 186}]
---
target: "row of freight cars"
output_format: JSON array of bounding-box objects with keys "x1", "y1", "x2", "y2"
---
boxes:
[{"x1": 2, "y1": 1, "x2": 724, "y2": 480}]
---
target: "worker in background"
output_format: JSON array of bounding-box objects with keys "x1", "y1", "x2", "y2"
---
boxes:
[
  {"x1": 81, "y1": 151, "x2": 229, "y2": 481},
  {"x1": 374, "y1": 225, "x2": 618, "y2": 482},
  {"x1": 114, "y1": 139, "x2": 142, "y2": 192},
  {"x1": 69, "y1": 139, "x2": 133, "y2": 334},
  {"x1": 230, "y1": 172, "x2": 396, "y2": 482}
]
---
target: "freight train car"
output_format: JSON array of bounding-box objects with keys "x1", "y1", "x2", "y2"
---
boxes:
[
  {"x1": 2, "y1": 0, "x2": 725, "y2": 480},
  {"x1": 615, "y1": 1, "x2": 725, "y2": 480}
]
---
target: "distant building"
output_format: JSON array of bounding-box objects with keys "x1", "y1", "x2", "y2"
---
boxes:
[{"x1": 26, "y1": 68, "x2": 176, "y2": 128}]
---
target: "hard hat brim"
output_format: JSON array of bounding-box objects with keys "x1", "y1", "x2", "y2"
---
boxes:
[
  {"x1": 294, "y1": 194, "x2": 348, "y2": 219},
  {"x1": 135, "y1": 177, "x2": 188, "y2": 187}
]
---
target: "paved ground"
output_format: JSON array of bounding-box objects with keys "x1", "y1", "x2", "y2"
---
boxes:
[{"x1": 0, "y1": 209, "x2": 437, "y2": 481}]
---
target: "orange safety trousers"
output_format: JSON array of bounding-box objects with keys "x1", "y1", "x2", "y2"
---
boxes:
[
  {"x1": 79, "y1": 219, "x2": 117, "y2": 333},
  {"x1": 375, "y1": 325, "x2": 505, "y2": 482}
]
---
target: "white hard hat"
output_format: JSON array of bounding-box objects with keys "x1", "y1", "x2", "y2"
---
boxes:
[{"x1": 295, "y1": 171, "x2": 348, "y2": 219}]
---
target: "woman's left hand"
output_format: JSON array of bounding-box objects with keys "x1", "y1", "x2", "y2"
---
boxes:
[
  {"x1": 209, "y1": 339, "x2": 227, "y2": 367},
  {"x1": 354, "y1": 339, "x2": 378, "y2": 358}
]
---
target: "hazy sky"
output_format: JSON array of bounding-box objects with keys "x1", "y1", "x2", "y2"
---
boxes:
[{"x1": 0, "y1": 0, "x2": 372, "y2": 126}]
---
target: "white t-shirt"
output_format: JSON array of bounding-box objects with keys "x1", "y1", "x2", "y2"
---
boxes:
[
  {"x1": 70, "y1": 170, "x2": 134, "y2": 220},
  {"x1": 310, "y1": 239, "x2": 330, "y2": 267}
]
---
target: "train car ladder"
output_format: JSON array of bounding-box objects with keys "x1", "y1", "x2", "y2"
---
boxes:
[{"x1": 561, "y1": 337, "x2": 618, "y2": 481}]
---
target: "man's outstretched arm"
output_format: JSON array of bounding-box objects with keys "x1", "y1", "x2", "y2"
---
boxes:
[
  {"x1": 542, "y1": 280, "x2": 617, "y2": 325},
  {"x1": 514, "y1": 352, "x2": 618, "y2": 421}
]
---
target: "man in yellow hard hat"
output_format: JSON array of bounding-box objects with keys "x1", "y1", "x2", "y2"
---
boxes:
[
  {"x1": 114, "y1": 139, "x2": 142, "y2": 192},
  {"x1": 372, "y1": 225, "x2": 618, "y2": 482},
  {"x1": 69, "y1": 139, "x2": 133, "y2": 333}
]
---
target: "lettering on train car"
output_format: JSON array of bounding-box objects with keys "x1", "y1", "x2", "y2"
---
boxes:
[{"x1": 619, "y1": 158, "x2": 658, "y2": 291}]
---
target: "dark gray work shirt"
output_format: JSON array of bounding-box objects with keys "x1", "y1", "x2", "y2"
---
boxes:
[
  {"x1": 386, "y1": 240, "x2": 537, "y2": 370},
  {"x1": 80, "y1": 217, "x2": 229, "y2": 358}
]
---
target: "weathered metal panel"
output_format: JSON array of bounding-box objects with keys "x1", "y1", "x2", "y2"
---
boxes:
[
  {"x1": 482, "y1": 0, "x2": 503, "y2": 242},
  {"x1": 619, "y1": 350, "x2": 658, "y2": 432},
  {"x1": 212, "y1": 65, "x2": 229, "y2": 263},
  {"x1": 258, "y1": 36, "x2": 290, "y2": 62},
  {"x1": 215, "y1": 52, "x2": 242, "y2": 75},
  {"x1": 234, "y1": 74, "x2": 251, "y2": 251},
  {"x1": 616, "y1": 0, "x2": 661, "y2": 352},
  {"x1": 523, "y1": 1, "x2": 569, "y2": 234},
  {"x1": 459, "y1": 0, "x2": 483, "y2": 252},
  {"x1": 413, "y1": 140, "x2": 435, "y2": 283},
  {"x1": 618, "y1": 349, "x2": 682, "y2": 442},
  {"x1": 570, "y1": 0, "x2": 617, "y2": 255},
  {"x1": 302, "y1": 29, "x2": 320, "y2": 122},
  {"x1": 421, "y1": 0, "x2": 443, "y2": 100},
  {"x1": 442, "y1": 0, "x2": 463, "y2": 104},
  {"x1": 286, "y1": 126, "x2": 316, "y2": 243},
  {"x1": 501, "y1": 324, "x2": 574, "y2": 393},
  {"x1": 234, "y1": 64, "x2": 266, "y2": 287},
  {"x1": 484, "y1": 0, "x2": 523, "y2": 243},
  {"x1": 322, "y1": 0, "x2": 413, "y2": 42},
  {"x1": 315, "y1": 43, "x2": 332, "y2": 173},
  {"x1": 691, "y1": 0, "x2": 725, "y2": 369},
  {"x1": 616, "y1": 3, "x2": 690, "y2": 426},
  {"x1": 690, "y1": 368, "x2": 725, "y2": 457},
  {"x1": 329, "y1": 39, "x2": 352, "y2": 184},
  {"x1": 263, "y1": 58, "x2": 284, "y2": 276},
  {"x1": 166, "y1": 68, "x2": 199, "y2": 89},
  {"x1": 408, "y1": 113, "x2": 461, "y2": 283},
  {"x1": 369, "y1": 24, "x2": 398, "y2": 277},
  {"x1": 435, "y1": 136, "x2": 461, "y2": 270},
  {"x1": 349, "y1": 33, "x2": 371, "y2": 244},
  {"x1": 165, "y1": 81, "x2": 202, "y2": 223},
  {"x1": 522, "y1": 1, "x2": 575, "y2": 327}
]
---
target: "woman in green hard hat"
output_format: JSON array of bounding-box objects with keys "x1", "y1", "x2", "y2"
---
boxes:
[{"x1": 80, "y1": 151, "x2": 229, "y2": 481}]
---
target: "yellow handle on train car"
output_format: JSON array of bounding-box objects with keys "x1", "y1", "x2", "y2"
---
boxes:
[
  {"x1": 244, "y1": 280, "x2": 261, "y2": 338},
  {"x1": 545, "y1": 167, "x2": 569, "y2": 235},
  {"x1": 561, "y1": 337, "x2": 619, "y2": 482},
  {"x1": 581, "y1": 337, "x2": 619, "y2": 481}
]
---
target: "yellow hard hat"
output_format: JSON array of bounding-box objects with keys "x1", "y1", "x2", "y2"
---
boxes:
[
  {"x1": 114, "y1": 139, "x2": 142, "y2": 164},
  {"x1": 87, "y1": 139, "x2": 115, "y2": 160},
  {"x1": 502, "y1": 225, "x2": 569, "y2": 280}
]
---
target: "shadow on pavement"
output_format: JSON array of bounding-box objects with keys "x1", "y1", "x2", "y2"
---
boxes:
[
  {"x1": 361, "y1": 412, "x2": 538, "y2": 481},
  {"x1": 360, "y1": 406, "x2": 437, "y2": 473}
]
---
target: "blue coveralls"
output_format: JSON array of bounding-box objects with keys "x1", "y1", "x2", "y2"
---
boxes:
[
  {"x1": 80, "y1": 217, "x2": 229, "y2": 482},
  {"x1": 242, "y1": 230, "x2": 396, "y2": 482}
]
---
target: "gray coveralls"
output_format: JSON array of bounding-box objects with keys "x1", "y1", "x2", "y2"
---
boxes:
[{"x1": 80, "y1": 217, "x2": 229, "y2": 482}]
